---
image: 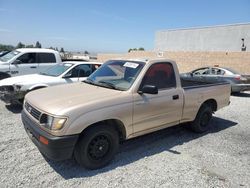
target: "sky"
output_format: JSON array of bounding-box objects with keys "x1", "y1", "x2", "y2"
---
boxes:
[{"x1": 0, "y1": 0, "x2": 250, "y2": 53}]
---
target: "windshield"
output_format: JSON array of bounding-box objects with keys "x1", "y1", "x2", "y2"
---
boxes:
[
  {"x1": 40, "y1": 63, "x2": 73, "y2": 77},
  {"x1": 0, "y1": 50, "x2": 20, "y2": 62},
  {"x1": 86, "y1": 60, "x2": 145, "y2": 91}
]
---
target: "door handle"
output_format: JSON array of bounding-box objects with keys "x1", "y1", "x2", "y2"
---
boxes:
[
  {"x1": 172, "y1": 95, "x2": 179, "y2": 100},
  {"x1": 30, "y1": 66, "x2": 37, "y2": 68}
]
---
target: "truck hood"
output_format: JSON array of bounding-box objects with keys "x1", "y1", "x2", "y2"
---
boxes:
[
  {"x1": 0, "y1": 74, "x2": 55, "y2": 86},
  {"x1": 25, "y1": 82, "x2": 123, "y2": 115},
  {"x1": 0, "y1": 61, "x2": 9, "y2": 65}
]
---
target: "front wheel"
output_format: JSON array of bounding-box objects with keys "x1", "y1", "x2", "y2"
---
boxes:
[
  {"x1": 190, "y1": 104, "x2": 213, "y2": 133},
  {"x1": 74, "y1": 125, "x2": 119, "y2": 169}
]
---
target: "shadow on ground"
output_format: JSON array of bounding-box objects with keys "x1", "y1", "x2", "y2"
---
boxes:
[
  {"x1": 46, "y1": 116, "x2": 237, "y2": 179},
  {"x1": 5, "y1": 104, "x2": 22, "y2": 114},
  {"x1": 232, "y1": 92, "x2": 250, "y2": 98}
]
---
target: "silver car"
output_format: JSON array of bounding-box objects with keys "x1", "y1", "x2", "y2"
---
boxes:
[{"x1": 181, "y1": 67, "x2": 250, "y2": 93}]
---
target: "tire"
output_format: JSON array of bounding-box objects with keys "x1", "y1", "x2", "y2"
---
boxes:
[
  {"x1": 74, "y1": 124, "x2": 119, "y2": 169},
  {"x1": 190, "y1": 104, "x2": 213, "y2": 133}
]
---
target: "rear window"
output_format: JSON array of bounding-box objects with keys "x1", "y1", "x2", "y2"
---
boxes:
[{"x1": 38, "y1": 53, "x2": 56, "y2": 63}]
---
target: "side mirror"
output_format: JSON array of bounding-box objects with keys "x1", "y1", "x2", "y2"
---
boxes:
[
  {"x1": 138, "y1": 85, "x2": 158, "y2": 95},
  {"x1": 12, "y1": 60, "x2": 22, "y2": 65},
  {"x1": 63, "y1": 72, "x2": 72, "y2": 78}
]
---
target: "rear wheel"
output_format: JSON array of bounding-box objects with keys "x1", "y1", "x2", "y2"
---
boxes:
[
  {"x1": 74, "y1": 125, "x2": 119, "y2": 169},
  {"x1": 190, "y1": 104, "x2": 213, "y2": 133}
]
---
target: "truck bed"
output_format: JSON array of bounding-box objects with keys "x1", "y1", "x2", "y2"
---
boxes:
[{"x1": 181, "y1": 78, "x2": 228, "y2": 89}]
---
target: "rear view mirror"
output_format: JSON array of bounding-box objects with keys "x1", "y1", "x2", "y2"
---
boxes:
[
  {"x1": 12, "y1": 60, "x2": 22, "y2": 65},
  {"x1": 138, "y1": 85, "x2": 158, "y2": 95},
  {"x1": 63, "y1": 73, "x2": 72, "y2": 78}
]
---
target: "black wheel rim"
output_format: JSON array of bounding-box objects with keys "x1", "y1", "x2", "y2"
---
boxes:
[
  {"x1": 200, "y1": 112, "x2": 210, "y2": 127},
  {"x1": 87, "y1": 135, "x2": 110, "y2": 160}
]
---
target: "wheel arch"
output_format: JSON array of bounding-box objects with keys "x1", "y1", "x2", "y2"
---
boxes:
[
  {"x1": 201, "y1": 98, "x2": 217, "y2": 112},
  {"x1": 79, "y1": 119, "x2": 127, "y2": 142},
  {"x1": 28, "y1": 84, "x2": 48, "y2": 91}
]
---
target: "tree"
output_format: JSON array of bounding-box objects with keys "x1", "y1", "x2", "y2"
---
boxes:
[
  {"x1": 16, "y1": 42, "x2": 25, "y2": 49},
  {"x1": 35, "y1": 41, "x2": 42, "y2": 48},
  {"x1": 0, "y1": 44, "x2": 15, "y2": 51},
  {"x1": 128, "y1": 48, "x2": 133, "y2": 53},
  {"x1": 84, "y1": 50, "x2": 89, "y2": 55},
  {"x1": 60, "y1": 48, "x2": 65, "y2": 53},
  {"x1": 55, "y1": 47, "x2": 58, "y2": 51},
  {"x1": 138, "y1": 47, "x2": 145, "y2": 51}
]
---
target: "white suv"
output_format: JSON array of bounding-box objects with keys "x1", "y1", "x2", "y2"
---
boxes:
[{"x1": 0, "y1": 48, "x2": 62, "y2": 80}]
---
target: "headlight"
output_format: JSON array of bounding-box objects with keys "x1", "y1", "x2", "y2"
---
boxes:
[{"x1": 40, "y1": 114, "x2": 67, "y2": 131}]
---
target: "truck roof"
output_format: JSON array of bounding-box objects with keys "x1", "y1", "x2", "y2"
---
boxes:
[
  {"x1": 15, "y1": 48, "x2": 58, "y2": 53},
  {"x1": 62, "y1": 61, "x2": 102, "y2": 65}
]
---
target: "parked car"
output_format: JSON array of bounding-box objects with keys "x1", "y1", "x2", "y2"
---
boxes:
[
  {"x1": 0, "y1": 50, "x2": 10, "y2": 57},
  {"x1": 0, "y1": 48, "x2": 62, "y2": 80},
  {"x1": 181, "y1": 66, "x2": 250, "y2": 93},
  {"x1": 0, "y1": 61, "x2": 102, "y2": 104},
  {"x1": 22, "y1": 58, "x2": 230, "y2": 169}
]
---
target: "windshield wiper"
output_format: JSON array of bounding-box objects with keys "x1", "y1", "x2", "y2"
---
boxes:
[
  {"x1": 83, "y1": 79, "x2": 99, "y2": 86},
  {"x1": 98, "y1": 80, "x2": 123, "y2": 90}
]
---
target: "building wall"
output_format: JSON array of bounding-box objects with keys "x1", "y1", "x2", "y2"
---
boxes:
[
  {"x1": 97, "y1": 51, "x2": 250, "y2": 74},
  {"x1": 155, "y1": 23, "x2": 250, "y2": 52}
]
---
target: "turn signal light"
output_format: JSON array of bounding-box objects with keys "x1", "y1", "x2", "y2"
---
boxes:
[{"x1": 39, "y1": 136, "x2": 49, "y2": 145}]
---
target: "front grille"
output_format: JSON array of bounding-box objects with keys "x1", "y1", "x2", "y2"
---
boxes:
[
  {"x1": 24, "y1": 102, "x2": 42, "y2": 121},
  {"x1": 0, "y1": 86, "x2": 14, "y2": 93}
]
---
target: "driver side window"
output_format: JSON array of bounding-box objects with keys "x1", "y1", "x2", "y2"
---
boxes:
[
  {"x1": 16, "y1": 53, "x2": 37, "y2": 64},
  {"x1": 67, "y1": 64, "x2": 92, "y2": 78},
  {"x1": 140, "y1": 62, "x2": 176, "y2": 90}
]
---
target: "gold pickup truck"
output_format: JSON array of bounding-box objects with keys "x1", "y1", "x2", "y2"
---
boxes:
[{"x1": 22, "y1": 59, "x2": 231, "y2": 169}]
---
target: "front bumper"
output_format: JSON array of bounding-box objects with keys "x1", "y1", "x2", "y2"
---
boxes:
[{"x1": 21, "y1": 110, "x2": 79, "y2": 161}]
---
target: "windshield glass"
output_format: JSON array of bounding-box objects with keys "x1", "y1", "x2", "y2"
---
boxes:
[
  {"x1": 0, "y1": 50, "x2": 20, "y2": 62},
  {"x1": 86, "y1": 60, "x2": 145, "y2": 91},
  {"x1": 40, "y1": 63, "x2": 73, "y2": 77}
]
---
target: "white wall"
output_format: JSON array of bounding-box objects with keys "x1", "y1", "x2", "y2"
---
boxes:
[{"x1": 155, "y1": 23, "x2": 250, "y2": 52}]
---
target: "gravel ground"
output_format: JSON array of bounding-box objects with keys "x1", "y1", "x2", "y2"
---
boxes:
[{"x1": 0, "y1": 93, "x2": 250, "y2": 188}]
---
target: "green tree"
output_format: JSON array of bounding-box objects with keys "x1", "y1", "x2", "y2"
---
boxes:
[
  {"x1": 128, "y1": 48, "x2": 133, "y2": 53},
  {"x1": 0, "y1": 44, "x2": 15, "y2": 51},
  {"x1": 138, "y1": 47, "x2": 145, "y2": 51},
  {"x1": 35, "y1": 41, "x2": 42, "y2": 48},
  {"x1": 60, "y1": 48, "x2": 65, "y2": 53},
  {"x1": 16, "y1": 42, "x2": 25, "y2": 49},
  {"x1": 84, "y1": 50, "x2": 89, "y2": 55}
]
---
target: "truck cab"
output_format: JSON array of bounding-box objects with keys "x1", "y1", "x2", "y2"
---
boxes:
[{"x1": 0, "y1": 48, "x2": 61, "y2": 79}]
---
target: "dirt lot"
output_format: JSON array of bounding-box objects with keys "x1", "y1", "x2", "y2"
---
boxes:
[{"x1": 0, "y1": 93, "x2": 250, "y2": 187}]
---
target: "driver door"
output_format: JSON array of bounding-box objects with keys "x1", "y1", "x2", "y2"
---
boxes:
[
  {"x1": 132, "y1": 62, "x2": 183, "y2": 134},
  {"x1": 63, "y1": 64, "x2": 93, "y2": 83},
  {"x1": 9, "y1": 53, "x2": 39, "y2": 76}
]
